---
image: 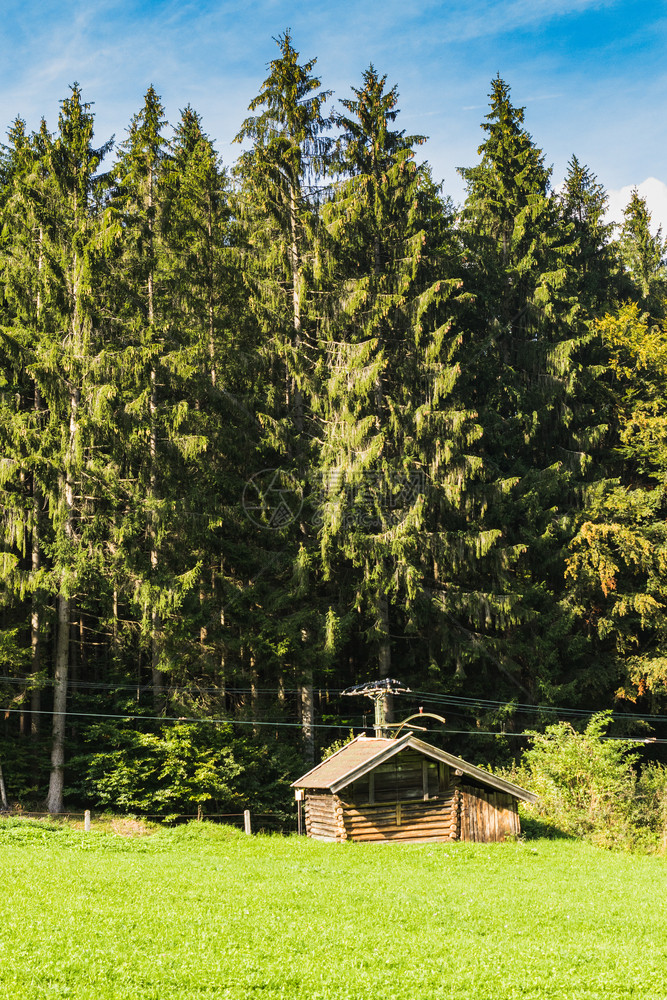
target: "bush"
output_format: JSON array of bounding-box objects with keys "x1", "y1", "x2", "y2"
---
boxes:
[
  {"x1": 632, "y1": 762, "x2": 667, "y2": 851},
  {"x1": 504, "y1": 712, "x2": 645, "y2": 849},
  {"x1": 73, "y1": 721, "x2": 302, "y2": 822}
]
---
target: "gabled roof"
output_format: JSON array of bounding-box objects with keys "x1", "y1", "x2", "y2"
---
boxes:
[{"x1": 292, "y1": 733, "x2": 537, "y2": 803}]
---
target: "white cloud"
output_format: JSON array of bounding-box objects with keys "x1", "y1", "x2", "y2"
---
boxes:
[
  {"x1": 437, "y1": 0, "x2": 615, "y2": 43},
  {"x1": 606, "y1": 177, "x2": 667, "y2": 236}
]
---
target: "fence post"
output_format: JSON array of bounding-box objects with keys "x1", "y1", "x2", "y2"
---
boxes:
[
  {"x1": 84, "y1": 809, "x2": 91, "y2": 832},
  {"x1": 243, "y1": 809, "x2": 252, "y2": 835}
]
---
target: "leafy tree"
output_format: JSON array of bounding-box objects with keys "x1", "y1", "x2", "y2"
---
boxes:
[
  {"x1": 80, "y1": 722, "x2": 242, "y2": 818},
  {"x1": 565, "y1": 303, "x2": 667, "y2": 704},
  {"x1": 513, "y1": 712, "x2": 640, "y2": 846},
  {"x1": 78, "y1": 721, "x2": 301, "y2": 820}
]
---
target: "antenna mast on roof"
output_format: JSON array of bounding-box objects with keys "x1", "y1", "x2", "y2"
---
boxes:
[{"x1": 341, "y1": 678, "x2": 410, "y2": 738}]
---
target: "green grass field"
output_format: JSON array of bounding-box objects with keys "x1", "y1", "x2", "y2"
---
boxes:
[{"x1": 1, "y1": 819, "x2": 666, "y2": 999}]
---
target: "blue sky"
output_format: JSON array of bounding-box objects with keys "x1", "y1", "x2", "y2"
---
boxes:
[{"x1": 2, "y1": 0, "x2": 666, "y2": 229}]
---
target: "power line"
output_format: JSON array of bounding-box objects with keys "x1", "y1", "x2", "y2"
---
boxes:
[
  {"x1": 2, "y1": 673, "x2": 665, "y2": 726},
  {"x1": 0, "y1": 706, "x2": 350, "y2": 730},
  {"x1": 407, "y1": 690, "x2": 667, "y2": 726},
  {"x1": 0, "y1": 706, "x2": 662, "y2": 743}
]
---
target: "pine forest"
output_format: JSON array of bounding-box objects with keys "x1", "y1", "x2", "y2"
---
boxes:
[{"x1": 1, "y1": 33, "x2": 667, "y2": 818}]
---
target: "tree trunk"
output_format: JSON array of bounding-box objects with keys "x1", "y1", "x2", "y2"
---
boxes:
[
  {"x1": 219, "y1": 598, "x2": 226, "y2": 705},
  {"x1": 207, "y1": 202, "x2": 217, "y2": 387},
  {"x1": 46, "y1": 592, "x2": 69, "y2": 814},
  {"x1": 47, "y1": 379, "x2": 78, "y2": 814},
  {"x1": 288, "y1": 182, "x2": 303, "y2": 433},
  {"x1": 377, "y1": 593, "x2": 391, "y2": 676},
  {"x1": 148, "y1": 163, "x2": 164, "y2": 713},
  {"x1": 30, "y1": 465, "x2": 41, "y2": 737},
  {"x1": 0, "y1": 762, "x2": 8, "y2": 811},
  {"x1": 31, "y1": 244, "x2": 44, "y2": 737},
  {"x1": 300, "y1": 680, "x2": 314, "y2": 763}
]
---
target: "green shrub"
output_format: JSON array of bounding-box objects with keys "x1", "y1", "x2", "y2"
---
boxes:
[
  {"x1": 73, "y1": 721, "x2": 302, "y2": 821},
  {"x1": 319, "y1": 730, "x2": 355, "y2": 761},
  {"x1": 632, "y1": 762, "x2": 667, "y2": 850},
  {"x1": 504, "y1": 712, "x2": 644, "y2": 848}
]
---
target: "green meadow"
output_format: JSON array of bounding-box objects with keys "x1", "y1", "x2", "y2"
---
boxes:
[{"x1": 1, "y1": 820, "x2": 666, "y2": 1000}]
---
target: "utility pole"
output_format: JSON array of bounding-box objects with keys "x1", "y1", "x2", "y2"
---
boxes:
[{"x1": 341, "y1": 678, "x2": 410, "y2": 738}]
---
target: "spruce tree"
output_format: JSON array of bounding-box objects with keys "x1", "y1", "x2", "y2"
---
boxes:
[
  {"x1": 233, "y1": 32, "x2": 332, "y2": 757},
  {"x1": 160, "y1": 106, "x2": 257, "y2": 708},
  {"x1": 0, "y1": 117, "x2": 48, "y2": 737},
  {"x1": 316, "y1": 67, "x2": 473, "y2": 684},
  {"x1": 558, "y1": 155, "x2": 615, "y2": 316},
  {"x1": 0, "y1": 86, "x2": 113, "y2": 811},
  {"x1": 107, "y1": 88, "x2": 212, "y2": 711},
  {"x1": 616, "y1": 189, "x2": 666, "y2": 315},
  {"x1": 457, "y1": 78, "x2": 602, "y2": 703}
]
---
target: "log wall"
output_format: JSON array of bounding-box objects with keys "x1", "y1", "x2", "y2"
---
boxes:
[
  {"x1": 305, "y1": 793, "x2": 346, "y2": 841},
  {"x1": 459, "y1": 785, "x2": 520, "y2": 842},
  {"x1": 339, "y1": 790, "x2": 460, "y2": 843}
]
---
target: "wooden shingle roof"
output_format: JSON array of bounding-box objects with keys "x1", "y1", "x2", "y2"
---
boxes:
[
  {"x1": 292, "y1": 736, "x2": 396, "y2": 789},
  {"x1": 292, "y1": 733, "x2": 537, "y2": 803}
]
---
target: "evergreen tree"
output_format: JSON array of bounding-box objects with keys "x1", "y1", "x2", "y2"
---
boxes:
[
  {"x1": 107, "y1": 88, "x2": 211, "y2": 711},
  {"x1": 0, "y1": 117, "x2": 49, "y2": 738},
  {"x1": 456, "y1": 78, "x2": 602, "y2": 703},
  {"x1": 616, "y1": 189, "x2": 667, "y2": 315},
  {"x1": 316, "y1": 68, "x2": 473, "y2": 685},
  {"x1": 233, "y1": 32, "x2": 332, "y2": 758},
  {"x1": 160, "y1": 106, "x2": 258, "y2": 710},
  {"x1": 558, "y1": 155, "x2": 615, "y2": 315},
  {"x1": 0, "y1": 86, "x2": 113, "y2": 811}
]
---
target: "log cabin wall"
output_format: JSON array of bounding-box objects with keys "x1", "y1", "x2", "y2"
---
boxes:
[
  {"x1": 459, "y1": 785, "x2": 520, "y2": 842},
  {"x1": 338, "y1": 789, "x2": 460, "y2": 843},
  {"x1": 305, "y1": 793, "x2": 344, "y2": 841}
]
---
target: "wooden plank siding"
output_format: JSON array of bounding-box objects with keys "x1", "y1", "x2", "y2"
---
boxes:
[{"x1": 459, "y1": 785, "x2": 520, "y2": 842}]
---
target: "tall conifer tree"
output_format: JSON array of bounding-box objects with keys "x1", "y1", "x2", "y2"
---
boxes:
[
  {"x1": 0, "y1": 86, "x2": 113, "y2": 811},
  {"x1": 234, "y1": 32, "x2": 332, "y2": 757},
  {"x1": 316, "y1": 68, "x2": 474, "y2": 683},
  {"x1": 108, "y1": 89, "x2": 209, "y2": 710},
  {"x1": 457, "y1": 78, "x2": 602, "y2": 702}
]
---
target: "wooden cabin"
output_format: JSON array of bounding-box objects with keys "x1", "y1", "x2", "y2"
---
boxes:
[{"x1": 292, "y1": 733, "x2": 536, "y2": 844}]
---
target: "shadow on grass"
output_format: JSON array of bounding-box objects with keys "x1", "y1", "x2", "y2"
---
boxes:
[{"x1": 520, "y1": 814, "x2": 574, "y2": 840}]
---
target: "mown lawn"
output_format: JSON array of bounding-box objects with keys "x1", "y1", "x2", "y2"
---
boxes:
[{"x1": 1, "y1": 820, "x2": 666, "y2": 999}]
